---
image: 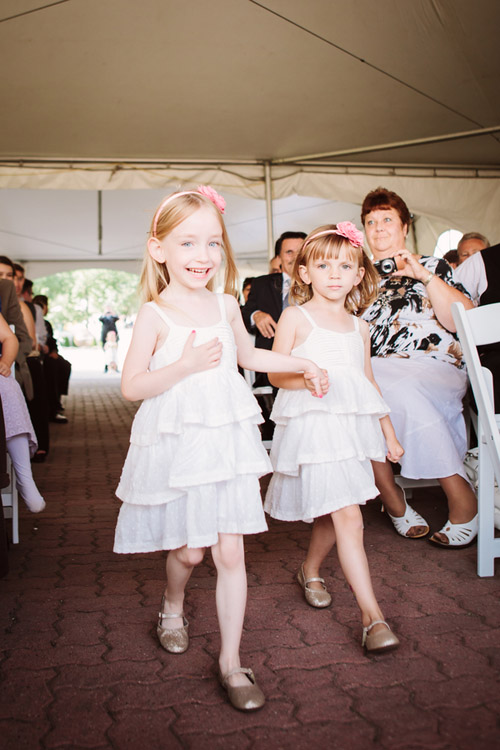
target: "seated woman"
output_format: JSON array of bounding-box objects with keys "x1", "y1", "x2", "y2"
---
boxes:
[
  {"x1": 0, "y1": 311, "x2": 45, "y2": 513},
  {"x1": 361, "y1": 187, "x2": 476, "y2": 548}
]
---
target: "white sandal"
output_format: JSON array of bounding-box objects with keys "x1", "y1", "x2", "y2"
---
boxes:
[
  {"x1": 429, "y1": 514, "x2": 478, "y2": 548},
  {"x1": 387, "y1": 496, "x2": 429, "y2": 539}
]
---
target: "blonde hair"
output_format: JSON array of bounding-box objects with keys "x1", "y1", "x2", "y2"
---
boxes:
[
  {"x1": 140, "y1": 192, "x2": 238, "y2": 303},
  {"x1": 290, "y1": 224, "x2": 379, "y2": 314}
]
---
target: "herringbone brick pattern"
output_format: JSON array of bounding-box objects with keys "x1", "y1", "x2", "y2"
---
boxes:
[{"x1": 1, "y1": 376, "x2": 499, "y2": 749}]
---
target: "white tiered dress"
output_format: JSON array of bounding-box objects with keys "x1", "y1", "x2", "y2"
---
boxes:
[
  {"x1": 264, "y1": 307, "x2": 389, "y2": 523},
  {"x1": 114, "y1": 295, "x2": 270, "y2": 553}
]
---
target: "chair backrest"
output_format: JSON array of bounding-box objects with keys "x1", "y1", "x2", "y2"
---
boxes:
[{"x1": 452, "y1": 301, "x2": 500, "y2": 483}]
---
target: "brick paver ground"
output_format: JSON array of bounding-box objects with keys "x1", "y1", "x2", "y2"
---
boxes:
[{"x1": 1, "y1": 375, "x2": 499, "y2": 749}]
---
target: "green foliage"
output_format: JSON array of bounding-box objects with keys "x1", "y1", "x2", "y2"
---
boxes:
[{"x1": 34, "y1": 268, "x2": 140, "y2": 330}]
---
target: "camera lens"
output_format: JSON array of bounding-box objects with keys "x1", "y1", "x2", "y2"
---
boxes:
[{"x1": 380, "y1": 258, "x2": 396, "y2": 274}]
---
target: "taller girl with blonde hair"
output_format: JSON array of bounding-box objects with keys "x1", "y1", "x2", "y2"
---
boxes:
[
  {"x1": 113, "y1": 187, "x2": 325, "y2": 711},
  {"x1": 265, "y1": 222, "x2": 402, "y2": 653}
]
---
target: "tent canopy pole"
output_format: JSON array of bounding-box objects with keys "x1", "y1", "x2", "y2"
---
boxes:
[{"x1": 264, "y1": 161, "x2": 274, "y2": 261}]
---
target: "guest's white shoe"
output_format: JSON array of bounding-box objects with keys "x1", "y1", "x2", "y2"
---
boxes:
[
  {"x1": 387, "y1": 493, "x2": 429, "y2": 539},
  {"x1": 429, "y1": 515, "x2": 478, "y2": 548}
]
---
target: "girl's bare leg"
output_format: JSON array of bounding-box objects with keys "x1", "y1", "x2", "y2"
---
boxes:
[
  {"x1": 331, "y1": 505, "x2": 384, "y2": 629},
  {"x1": 372, "y1": 459, "x2": 427, "y2": 537},
  {"x1": 211, "y1": 533, "x2": 249, "y2": 688},
  {"x1": 162, "y1": 545, "x2": 205, "y2": 629},
  {"x1": 303, "y1": 514, "x2": 336, "y2": 591}
]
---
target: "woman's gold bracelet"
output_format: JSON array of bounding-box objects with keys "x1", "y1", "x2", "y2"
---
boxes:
[{"x1": 422, "y1": 272, "x2": 435, "y2": 286}]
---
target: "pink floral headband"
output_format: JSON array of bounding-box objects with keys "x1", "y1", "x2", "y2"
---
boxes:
[
  {"x1": 303, "y1": 221, "x2": 364, "y2": 249},
  {"x1": 152, "y1": 185, "x2": 226, "y2": 237}
]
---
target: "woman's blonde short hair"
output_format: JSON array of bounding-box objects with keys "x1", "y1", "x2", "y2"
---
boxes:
[
  {"x1": 290, "y1": 225, "x2": 380, "y2": 314},
  {"x1": 140, "y1": 192, "x2": 238, "y2": 303}
]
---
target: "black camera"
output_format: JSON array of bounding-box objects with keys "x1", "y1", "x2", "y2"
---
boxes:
[{"x1": 374, "y1": 258, "x2": 398, "y2": 276}]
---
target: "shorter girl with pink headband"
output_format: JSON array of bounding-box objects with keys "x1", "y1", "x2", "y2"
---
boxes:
[
  {"x1": 265, "y1": 222, "x2": 402, "y2": 653},
  {"x1": 113, "y1": 186, "x2": 325, "y2": 711}
]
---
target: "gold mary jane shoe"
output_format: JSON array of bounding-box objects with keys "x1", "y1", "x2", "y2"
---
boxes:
[
  {"x1": 157, "y1": 597, "x2": 189, "y2": 654},
  {"x1": 219, "y1": 667, "x2": 265, "y2": 712},
  {"x1": 296, "y1": 563, "x2": 332, "y2": 608},
  {"x1": 362, "y1": 620, "x2": 400, "y2": 654}
]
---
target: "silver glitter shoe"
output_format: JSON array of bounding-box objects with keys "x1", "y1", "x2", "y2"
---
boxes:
[{"x1": 157, "y1": 595, "x2": 189, "y2": 654}]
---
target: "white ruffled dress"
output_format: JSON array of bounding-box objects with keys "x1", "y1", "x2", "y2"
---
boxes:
[
  {"x1": 265, "y1": 307, "x2": 389, "y2": 523},
  {"x1": 114, "y1": 295, "x2": 270, "y2": 553}
]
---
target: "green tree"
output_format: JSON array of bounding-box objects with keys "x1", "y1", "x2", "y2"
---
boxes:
[{"x1": 34, "y1": 268, "x2": 140, "y2": 333}]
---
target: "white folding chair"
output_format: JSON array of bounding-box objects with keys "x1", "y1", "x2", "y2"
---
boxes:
[
  {"x1": 1, "y1": 347, "x2": 19, "y2": 543},
  {"x1": 452, "y1": 301, "x2": 500, "y2": 577},
  {"x1": 2, "y1": 457, "x2": 19, "y2": 544}
]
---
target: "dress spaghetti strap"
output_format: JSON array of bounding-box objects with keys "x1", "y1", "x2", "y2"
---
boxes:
[
  {"x1": 297, "y1": 306, "x2": 317, "y2": 327},
  {"x1": 146, "y1": 301, "x2": 176, "y2": 329},
  {"x1": 215, "y1": 293, "x2": 226, "y2": 321},
  {"x1": 352, "y1": 315, "x2": 360, "y2": 331}
]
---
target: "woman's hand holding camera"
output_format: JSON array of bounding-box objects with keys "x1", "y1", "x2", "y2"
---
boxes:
[{"x1": 391, "y1": 250, "x2": 427, "y2": 282}]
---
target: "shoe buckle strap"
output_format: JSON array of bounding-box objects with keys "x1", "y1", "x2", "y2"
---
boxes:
[
  {"x1": 362, "y1": 619, "x2": 389, "y2": 646},
  {"x1": 158, "y1": 611, "x2": 184, "y2": 620},
  {"x1": 305, "y1": 576, "x2": 325, "y2": 585},
  {"x1": 221, "y1": 667, "x2": 255, "y2": 687}
]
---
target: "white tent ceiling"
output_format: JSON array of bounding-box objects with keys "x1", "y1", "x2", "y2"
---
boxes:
[{"x1": 1, "y1": 0, "x2": 499, "y2": 276}]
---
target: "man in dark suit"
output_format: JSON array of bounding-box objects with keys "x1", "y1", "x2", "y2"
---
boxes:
[
  {"x1": 242, "y1": 231, "x2": 306, "y2": 356},
  {"x1": 242, "y1": 231, "x2": 306, "y2": 436}
]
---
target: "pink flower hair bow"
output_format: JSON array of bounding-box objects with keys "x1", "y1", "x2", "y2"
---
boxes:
[
  {"x1": 197, "y1": 185, "x2": 226, "y2": 214},
  {"x1": 304, "y1": 221, "x2": 365, "y2": 249},
  {"x1": 335, "y1": 222, "x2": 364, "y2": 248},
  {"x1": 152, "y1": 185, "x2": 226, "y2": 236}
]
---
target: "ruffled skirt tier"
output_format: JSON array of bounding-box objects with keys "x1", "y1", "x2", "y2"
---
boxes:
[
  {"x1": 114, "y1": 372, "x2": 270, "y2": 553},
  {"x1": 265, "y1": 382, "x2": 388, "y2": 523}
]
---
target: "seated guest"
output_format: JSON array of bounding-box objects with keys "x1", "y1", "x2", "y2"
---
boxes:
[
  {"x1": 22, "y1": 279, "x2": 48, "y2": 352},
  {"x1": 0, "y1": 311, "x2": 45, "y2": 512},
  {"x1": 242, "y1": 231, "x2": 307, "y2": 375},
  {"x1": 456, "y1": 232, "x2": 489, "y2": 265},
  {"x1": 33, "y1": 295, "x2": 71, "y2": 422},
  {"x1": 0, "y1": 256, "x2": 33, "y2": 399},
  {"x1": 454, "y1": 242, "x2": 500, "y2": 408},
  {"x1": 242, "y1": 231, "x2": 306, "y2": 438},
  {"x1": 13, "y1": 264, "x2": 50, "y2": 459},
  {"x1": 360, "y1": 187, "x2": 477, "y2": 548}
]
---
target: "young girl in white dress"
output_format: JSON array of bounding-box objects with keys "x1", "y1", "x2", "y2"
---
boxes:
[
  {"x1": 265, "y1": 222, "x2": 403, "y2": 653},
  {"x1": 113, "y1": 187, "x2": 325, "y2": 711}
]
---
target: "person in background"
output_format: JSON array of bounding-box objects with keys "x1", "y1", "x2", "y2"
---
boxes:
[
  {"x1": 0, "y1": 311, "x2": 45, "y2": 512},
  {"x1": 104, "y1": 330, "x2": 119, "y2": 373},
  {"x1": 22, "y1": 279, "x2": 47, "y2": 352},
  {"x1": 443, "y1": 249, "x2": 458, "y2": 269},
  {"x1": 0, "y1": 256, "x2": 33, "y2": 400},
  {"x1": 360, "y1": 187, "x2": 477, "y2": 548},
  {"x1": 242, "y1": 231, "x2": 307, "y2": 439},
  {"x1": 456, "y1": 232, "x2": 489, "y2": 265},
  {"x1": 99, "y1": 307, "x2": 119, "y2": 348},
  {"x1": 33, "y1": 294, "x2": 71, "y2": 422},
  {"x1": 240, "y1": 277, "x2": 254, "y2": 306},
  {"x1": 13, "y1": 263, "x2": 50, "y2": 459},
  {"x1": 269, "y1": 256, "x2": 282, "y2": 274}
]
